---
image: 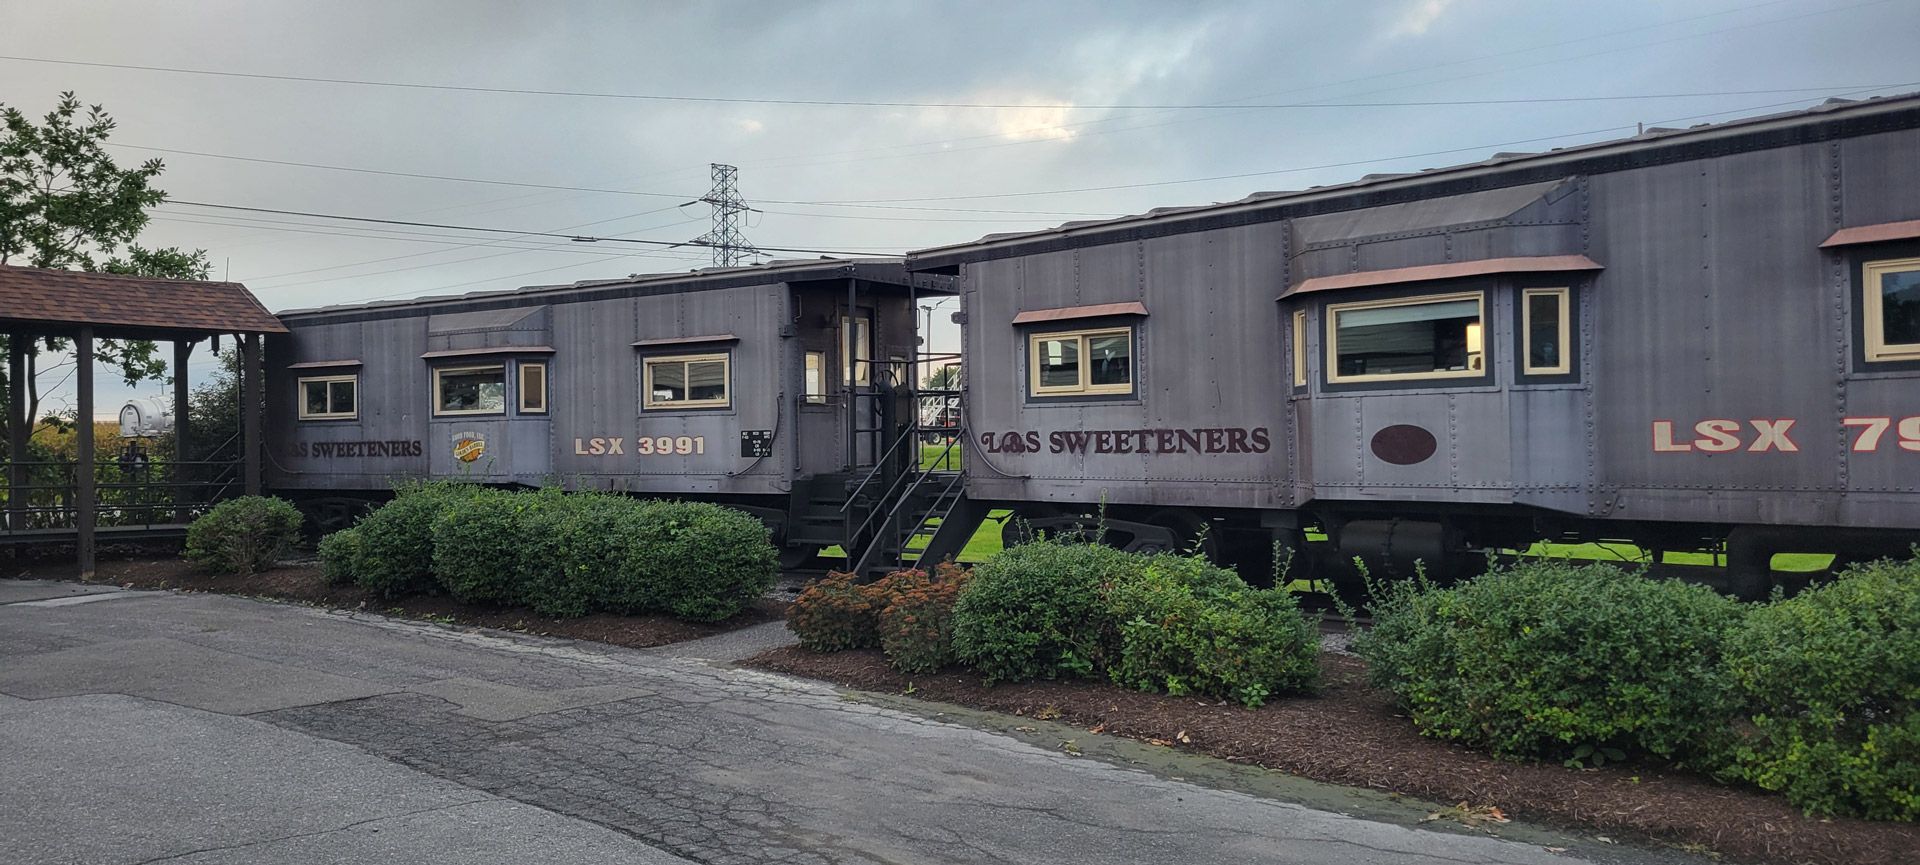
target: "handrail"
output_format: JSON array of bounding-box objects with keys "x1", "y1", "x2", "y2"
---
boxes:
[
  {"x1": 906, "y1": 467, "x2": 968, "y2": 570},
  {"x1": 848, "y1": 429, "x2": 963, "y2": 574}
]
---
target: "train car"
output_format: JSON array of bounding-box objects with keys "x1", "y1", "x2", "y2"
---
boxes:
[
  {"x1": 265, "y1": 258, "x2": 951, "y2": 567},
  {"x1": 905, "y1": 93, "x2": 1920, "y2": 598}
]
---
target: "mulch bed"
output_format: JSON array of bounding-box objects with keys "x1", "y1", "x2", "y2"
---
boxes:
[
  {"x1": 9, "y1": 555, "x2": 782, "y2": 650},
  {"x1": 745, "y1": 646, "x2": 1920, "y2": 865}
]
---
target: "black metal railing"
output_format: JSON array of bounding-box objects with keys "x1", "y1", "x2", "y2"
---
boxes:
[{"x1": 1, "y1": 433, "x2": 244, "y2": 536}]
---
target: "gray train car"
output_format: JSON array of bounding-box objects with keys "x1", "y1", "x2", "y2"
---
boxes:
[
  {"x1": 907, "y1": 94, "x2": 1920, "y2": 597},
  {"x1": 266, "y1": 259, "x2": 947, "y2": 566}
]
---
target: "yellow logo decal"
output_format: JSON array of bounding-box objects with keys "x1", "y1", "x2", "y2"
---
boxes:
[{"x1": 453, "y1": 437, "x2": 486, "y2": 463}]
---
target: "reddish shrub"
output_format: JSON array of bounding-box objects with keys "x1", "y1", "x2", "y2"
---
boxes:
[
  {"x1": 788, "y1": 570, "x2": 915, "y2": 652},
  {"x1": 879, "y1": 562, "x2": 972, "y2": 674}
]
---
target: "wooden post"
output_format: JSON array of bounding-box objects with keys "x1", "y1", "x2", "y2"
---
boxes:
[
  {"x1": 75, "y1": 326, "x2": 96, "y2": 579},
  {"x1": 173, "y1": 339, "x2": 193, "y2": 524},
  {"x1": 7, "y1": 333, "x2": 26, "y2": 534},
  {"x1": 240, "y1": 333, "x2": 261, "y2": 496}
]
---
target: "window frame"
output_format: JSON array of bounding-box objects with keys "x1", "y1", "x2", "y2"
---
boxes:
[
  {"x1": 517, "y1": 361, "x2": 548, "y2": 414},
  {"x1": 841, "y1": 315, "x2": 872, "y2": 386},
  {"x1": 432, "y1": 364, "x2": 509, "y2": 417},
  {"x1": 1026, "y1": 325, "x2": 1136, "y2": 398},
  {"x1": 1323, "y1": 290, "x2": 1488, "y2": 386},
  {"x1": 1290, "y1": 309, "x2": 1308, "y2": 388},
  {"x1": 1863, "y1": 255, "x2": 1920, "y2": 363},
  {"x1": 803, "y1": 350, "x2": 828, "y2": 404},
  {"x1": 296, "y1": 374, "x2": 359, "y2": 421},
  {"x1": 1519, "y1": 286, "x2": 1573, "y2": 376},
  {"x1": 642, "y1": 352, "x2": 732, "y2": 411}
]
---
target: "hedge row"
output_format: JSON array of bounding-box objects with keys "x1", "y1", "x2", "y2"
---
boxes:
[
  {"x1": 320, "y1": 483, "x2": 777, "y2": 622},
  {"x1": 1355, "y1": 558, "x2": 1920, "y2": 821},
  {"x1": 791, "y1": 540, "x2": 1320, "y2": 707}
]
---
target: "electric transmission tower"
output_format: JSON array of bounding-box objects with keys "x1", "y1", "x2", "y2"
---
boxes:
[{"x1": 692, "y1": 163, "x2": 760, "y2": 267}]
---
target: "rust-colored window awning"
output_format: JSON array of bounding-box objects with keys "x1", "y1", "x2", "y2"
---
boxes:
[
  {"x1": 1011, "y1": 301, "x2": 1149, "y2": 325},
  {"x1": 1280, "y1": 255, "x2": 1604, "y2": 300},
  {"x1": 419, "y1": 345, "x2": 555, "y2": 360},
  {"x1": 630, "y1": 333, "x2": 739, "y2": 348},
  {"x1": 1820, "y1": 219, "x2": 1920, "y2": 248}
]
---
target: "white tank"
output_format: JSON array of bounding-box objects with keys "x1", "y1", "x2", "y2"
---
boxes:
[{"x1": 118, "y1": 397, "x2": 173, "y2": 438}]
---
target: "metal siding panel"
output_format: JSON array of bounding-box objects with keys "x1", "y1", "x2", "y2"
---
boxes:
[
  {"x1": 1354, "y1": 235, "x2": 1449, "y2": 272},
  {"x1": 1290, "y1": 180, "x2": 1566, "y2": 246},
  {"x1": 1588, "y1": 143, "x2": 1851, "y2": 522},
  {"x1": 1840, "y1": 128, "x2": 1920, "y2": 226}
]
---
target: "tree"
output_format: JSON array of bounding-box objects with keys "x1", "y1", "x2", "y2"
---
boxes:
[
  {"x1": 922, "y1": 364, "x2": 962, "y2": 391},
  {"x1": 0, "y1": 92, "x2": 210, "y2": 452}
]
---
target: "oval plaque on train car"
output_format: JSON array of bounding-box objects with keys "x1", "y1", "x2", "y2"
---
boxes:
[
  {"x1": 1370, "y1": 424, "x2": 1437, "y2": 466},
  {"x1": 452, "y1": 433, "x2": 487, "y2": 463}
]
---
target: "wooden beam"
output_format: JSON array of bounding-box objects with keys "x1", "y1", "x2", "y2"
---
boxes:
[
  {"x1": 6, "y1": 333, "x2": 26, "y2": 534},
  {"x1": 173, "y1": 339, "x2": 194, "y2": 523},
  {"x1": 240, "y1": 333, "x2": 262, "y2": 496},
  {"x1": 76, "y1": 326, "x2": 95, "y2": 578}
]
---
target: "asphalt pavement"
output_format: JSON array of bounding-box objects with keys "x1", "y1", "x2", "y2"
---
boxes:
[{"x1": 0, "y1": 580, "x2": 1708, "y2": 865}]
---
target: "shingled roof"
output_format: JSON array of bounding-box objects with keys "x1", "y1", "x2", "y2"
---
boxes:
[{"x1": 0, "y1": 265, "x2": 285, "y2": 337}]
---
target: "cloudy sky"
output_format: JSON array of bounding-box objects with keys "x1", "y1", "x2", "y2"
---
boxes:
[{"x1": 3, "y1": 0, "x2": 1917, "y2": 413}]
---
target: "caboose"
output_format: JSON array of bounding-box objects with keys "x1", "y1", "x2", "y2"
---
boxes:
[
  {"x1": 906, "y1": 93, "x2": 1920, "y2": 598},
  {"x1": 266, "y1": 259, "x2": 952, "y2": 568}
]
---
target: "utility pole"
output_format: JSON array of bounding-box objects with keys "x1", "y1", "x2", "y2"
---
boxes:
[{"x1": 692, "y1": 163, "x2": 760, "y2": 267}]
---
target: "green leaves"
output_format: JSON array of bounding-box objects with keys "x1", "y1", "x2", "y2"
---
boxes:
[
  {"x1": 1353, "y1": 561, "x2": 1743, "y2": 765},
  {"x1": 184, "y1": 495, "x2": 303, "y2": 575},
  {"x1": 1722, "y1": 559, "x2": 1920, "y2": 820}
]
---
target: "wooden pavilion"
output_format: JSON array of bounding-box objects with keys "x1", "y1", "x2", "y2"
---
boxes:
[{"x1": 0, "y1": 265, "x2": 286, "y2": 576}]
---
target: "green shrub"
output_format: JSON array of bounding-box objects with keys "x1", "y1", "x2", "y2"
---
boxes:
[
  {"x1": 951, "y1": 540, "x2": 1141, "y2": 683},
  {"x1": 514, "y1": 492, "x2": 634, "y2": 618},
  {"x1": 1723, "y1": 559, "x2": 1920, "y2": 820},
  {"x1": 879, "y1": 563, "x2": 972, "y2": 674},
  {"x1": 1109, "y1": 559, "x2": 1319, "y2": 707},
  {"x1": 352, "y1": 482, "x2": 476, "y2": 598},
  {"x1": 1354, "y1": 561, "x2": 1743, "y2": 764},
  {"x1": 615, "y1": 501, "x2": 777, "y2": 622},
  {"x1": 184, "y1": 495, "x2": 304, "y2": 575},
  {"x1": 788, "y1": 571, "x2": 893, "y2": 652},
  {"x1": 316, "y1": 527, "x2": 362, "y2": 586},
  {"x1": 429, "y1": 487, "x2": 531, "y2": 607}
]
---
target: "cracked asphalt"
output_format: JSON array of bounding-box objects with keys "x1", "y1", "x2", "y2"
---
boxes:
[{"x1": 0, "y1": 581, "x2": 1707, "y2": 865}]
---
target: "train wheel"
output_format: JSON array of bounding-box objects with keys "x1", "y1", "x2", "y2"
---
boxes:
[
  {"x1": 1139, "y1": 510, "x2": 1218, "y2": 560},
  {"x1": 1723, "y1": 527, "x2": 1775, "y2": 602},
  {"x1": 778, "y1": 544, "x2": 822, "y2": 571}
]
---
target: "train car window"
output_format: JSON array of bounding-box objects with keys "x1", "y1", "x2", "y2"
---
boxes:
[
  {"x1": 841, "y1": 316, "x2": 871, "y2": 386},
  {"x1": 518, "y1": 362, "x2": 547, "y2": 414},
  {"x1": 644, "y1": 353, "x2": 731, "y2": 409},
  {"x1": 1027, "y1": 326, "x2": 1134, "y2": 396},
  {"x1": 433, "y1": 365, "x2": 507, "y2": 416},
  {"x1": 804, "y1": 351, "x2": 827, "y2": 404},
  {"x1": 1521, "y1": 288, "x2": 1571, "y2": 375},
  {"x1": 297, "y1": 375, "x2": 357, "y2": 420},
  {"x1": 1864, "y1": 256, "x2": 1920, "y2": 362},
  {"x1": 1326, "y1": 291, "x2": 1485, "y2": 384},
  {"x1": 1291, "y1": 310, "x2": 1308, "y2": 387}
]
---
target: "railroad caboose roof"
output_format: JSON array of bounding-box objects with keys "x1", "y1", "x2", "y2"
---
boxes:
[
  {"x1": 907, "y1": 91, "x2": 1920, "y2": 271},
  {"x1": 279, "y1": 256, "x2": 944, "y2": 323}
]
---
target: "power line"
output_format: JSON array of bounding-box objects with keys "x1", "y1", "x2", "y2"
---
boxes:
[
  {"x1": 732, "y1": 0, "x2": 1901, "y2": 175},
  {"x1": 107, "y1": 143, "x2": 1122, "y2": 217},
  {"x1": 0, "y1": 51, "x2": 1890, "y2": 110},
  {"x1": 238, "y1": 204, "x2": 696, "y2": 282},
  {"x1": 161, "y1": 200, "x2": 890, "y2": 257},
  {"x1": 796, "y1": 86, "x2": 1920, "y2": 205}
]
